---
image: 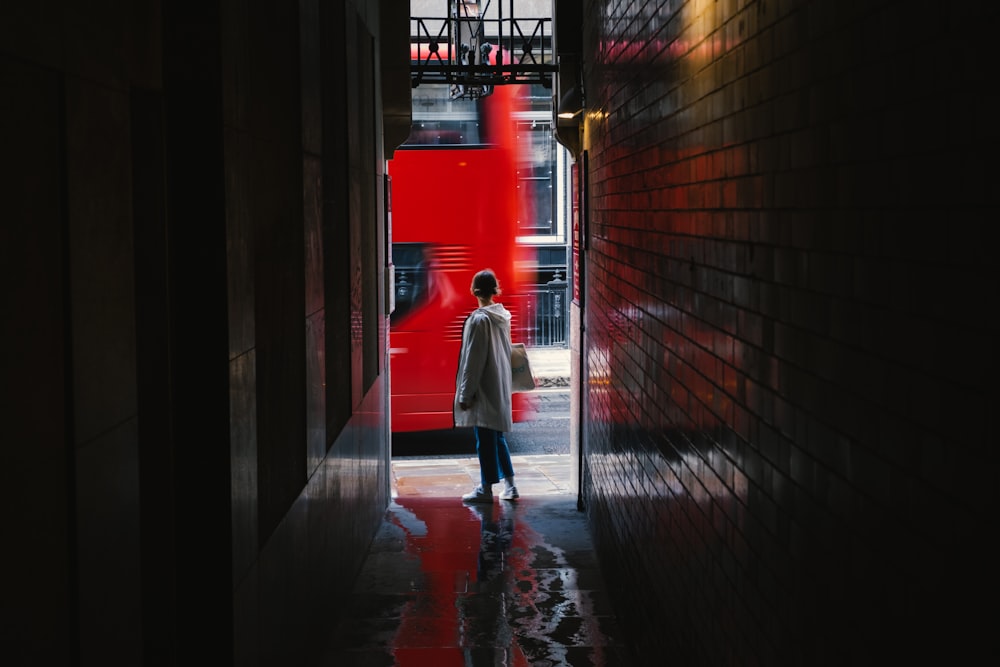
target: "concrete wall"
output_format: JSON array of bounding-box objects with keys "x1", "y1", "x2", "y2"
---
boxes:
[
  {"x1": 577, "y1": 0, "x2": 995, "y2": 664},
  {"x1": 1, "y1": 1, "x2": 393, "y2": 664}
]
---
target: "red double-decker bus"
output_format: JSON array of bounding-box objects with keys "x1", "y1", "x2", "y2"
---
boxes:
[{"x1": 388, "y1": 84, "x2": 535, "y2": 433}]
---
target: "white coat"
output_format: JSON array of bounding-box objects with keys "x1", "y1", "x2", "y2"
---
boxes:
[{"x1": 453, "y1": 303, "x2": 513, "y2": 432}]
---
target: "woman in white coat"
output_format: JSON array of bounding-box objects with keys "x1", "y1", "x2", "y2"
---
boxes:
[{"x1": 454, "y1": 269, "x2": 518, "y2": 503}]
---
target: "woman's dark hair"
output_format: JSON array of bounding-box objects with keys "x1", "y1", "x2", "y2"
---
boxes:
[{"x1": 471, "y1": 269, "x2": 501, "y2": 297}]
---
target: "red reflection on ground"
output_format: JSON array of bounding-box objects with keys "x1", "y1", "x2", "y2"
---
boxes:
[{"x1": 388, "y1": 497, "x2": 537, "y2": 666}]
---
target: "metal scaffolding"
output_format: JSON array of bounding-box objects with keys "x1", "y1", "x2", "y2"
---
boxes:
[{"x1": 410, "y1": 1, "x2": 558, "y2": 98}]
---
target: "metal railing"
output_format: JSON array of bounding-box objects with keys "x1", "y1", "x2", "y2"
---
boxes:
[
  {"x1": 410, "y1": 13, "x2": 557, "y2": 94},
  {"x1": 520, "y1": 272, "x2": 567, "y2": 347}
]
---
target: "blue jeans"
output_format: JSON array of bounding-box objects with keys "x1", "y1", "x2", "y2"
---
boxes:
[{"x1": 474, "y1": 427, "x2": 515, "y2": 486}]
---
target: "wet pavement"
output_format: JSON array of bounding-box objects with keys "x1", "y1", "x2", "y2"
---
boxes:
[{"x1": 322, "y1": 454, "x2": 635, "y2": 665}]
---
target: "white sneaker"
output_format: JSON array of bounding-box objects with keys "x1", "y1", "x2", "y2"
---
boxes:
[
  {"x1": 499, "y1": 485, "x2": 519, "y2": 500},
  {"x1": 462, "y1": 485, "x2": 493, "y2": 503}
]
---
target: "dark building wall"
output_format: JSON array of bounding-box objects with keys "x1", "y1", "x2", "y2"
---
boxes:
[
  {"x1": 577, "y1": 0, "x2": 995, "y2": 664},
  {"x1": 1, "y1": 1, "x2": 392, "y2": 665},
  {"x1": 2, "y1": 4, "x2": 152, "y2": 664}
]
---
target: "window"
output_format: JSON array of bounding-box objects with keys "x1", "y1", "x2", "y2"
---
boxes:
[{"x1": 516, "y1": 118, "x2": 555, "y2": 235}]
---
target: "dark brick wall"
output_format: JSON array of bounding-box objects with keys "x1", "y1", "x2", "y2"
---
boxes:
[
  {"x1": 579, "y1": 1, "x2": 996, "y2": 664},
  {"x1": 1, "y1": 1, "x2": 391, "y2": 664}
]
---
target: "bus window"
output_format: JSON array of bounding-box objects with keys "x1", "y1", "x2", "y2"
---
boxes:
[{"x1": 391, "y1": 243, "x2": 429, "y2": 324}]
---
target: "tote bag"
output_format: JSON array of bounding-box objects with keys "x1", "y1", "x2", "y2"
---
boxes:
[{"x1": 510, "y1": 343, "x2": 536, "y2": 392}]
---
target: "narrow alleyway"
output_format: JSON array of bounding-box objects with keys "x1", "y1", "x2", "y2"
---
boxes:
[{"x1": 321, "y1": 450, "x2": 634, "y2": 665}]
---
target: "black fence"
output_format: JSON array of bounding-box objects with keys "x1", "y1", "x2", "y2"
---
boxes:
[{"x1": 520, "y1": 272, "x2": 568, "y2": 347}]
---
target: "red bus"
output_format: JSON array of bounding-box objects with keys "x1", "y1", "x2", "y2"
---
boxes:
[{"x1": 387, "y1": 84, "x2": 535, "y2": 433}]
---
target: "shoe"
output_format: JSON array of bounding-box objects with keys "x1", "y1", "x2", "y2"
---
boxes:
[
  {"x1": 462, "y1": 485, "x2": 493, "y2": 503},
  {"x1": 500, "y1": 485, "x2": 519, "y2": 500}
]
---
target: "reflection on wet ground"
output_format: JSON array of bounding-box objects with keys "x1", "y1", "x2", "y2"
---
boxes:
[{"x1": 323, "y1": 456, "x2": 635, "y2": 665}]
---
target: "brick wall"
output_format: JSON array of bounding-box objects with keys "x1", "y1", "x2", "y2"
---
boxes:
[
  {"x1": 0, "y1": 1, "x2": 392, "y2": 663},
  {"x1": 579, "y1": 0, "x2": 996, "y2": 663}
]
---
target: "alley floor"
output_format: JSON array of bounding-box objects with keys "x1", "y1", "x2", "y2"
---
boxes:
[{"x1": 321, "y1": 454, "x2": 636, "y2": 666}]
